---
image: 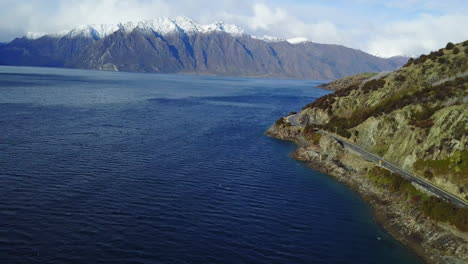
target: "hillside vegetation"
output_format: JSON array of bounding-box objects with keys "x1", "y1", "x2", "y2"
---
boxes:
[
  {"x1": 318, "y1": 72, "x2": 379, "y2": 91},
  {"x1": 296, "y1": 41, "x2": 468, "y2": 200}
]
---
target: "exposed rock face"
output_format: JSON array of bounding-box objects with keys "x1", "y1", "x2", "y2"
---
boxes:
[
  {"x1": 266, "y1": 41, "x2": 468, "y2": 264},
  {"x1": 266, "y1": 122, "x2": 468, "y2": 264},
  {"x1": 0, "y1": 30, "x2": 406, "y2": 80},
  {"x1": 298, "y1": 41, "x2": 468, "y2": 199}
]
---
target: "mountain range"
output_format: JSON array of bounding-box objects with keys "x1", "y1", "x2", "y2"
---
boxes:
[{"x1": 0, "y1": 17, "x2": 407, "y2": 80}]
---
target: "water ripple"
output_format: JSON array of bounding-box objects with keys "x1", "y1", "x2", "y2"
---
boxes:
[{"x1": 0, "y1": 67, "x2": 423, "y2": 264}]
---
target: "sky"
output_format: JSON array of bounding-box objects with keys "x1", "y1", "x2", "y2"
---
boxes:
[{"x1": 1, "y1": 0, "x2": 467, "y2": 57}]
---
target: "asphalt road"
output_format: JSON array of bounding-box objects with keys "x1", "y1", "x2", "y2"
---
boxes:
[
  {"x1": 287, "y1": 114, "x2": 303, "y2": 127},
  {"x1": 286, "y1": 114, "x2": 468, "y2": 208}
]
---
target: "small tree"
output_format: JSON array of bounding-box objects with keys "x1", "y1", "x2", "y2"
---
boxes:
[{"x1": 446, "y1": 42, "x2": 455, "y2": 50}]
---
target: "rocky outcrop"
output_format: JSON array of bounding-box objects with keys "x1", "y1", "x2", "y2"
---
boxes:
[
  {"x1": 296, "y1": 41, "x2": 468, "y2": 200},
  {"x1": 266, "y1": 41, "x2": 468, "y2": 264},
  {"x1": 266, "y1": 121, "x2": 468, "y2": 264}
]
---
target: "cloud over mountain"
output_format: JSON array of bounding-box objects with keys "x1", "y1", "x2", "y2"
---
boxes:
[{"x1": 1, "y1": 0, "x2": 467, "y2": 57}]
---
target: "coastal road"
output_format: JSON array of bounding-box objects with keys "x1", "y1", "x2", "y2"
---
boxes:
[{"x1": 286, "y1": 114, "x2": 468, "y2": 208}]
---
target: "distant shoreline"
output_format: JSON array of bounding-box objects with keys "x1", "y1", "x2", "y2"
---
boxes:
[{"x1": 0, "y1": 64, "x2": 332, "y2": 83}]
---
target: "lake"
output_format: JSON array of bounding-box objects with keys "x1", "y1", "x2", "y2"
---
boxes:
[{"x1": 0, "y1": 66, "x2": 423, "y2": 264}]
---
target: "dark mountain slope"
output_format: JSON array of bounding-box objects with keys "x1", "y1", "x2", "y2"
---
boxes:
[{"x1": 0, "y1": 29, "x2": 407, "y2": 80}]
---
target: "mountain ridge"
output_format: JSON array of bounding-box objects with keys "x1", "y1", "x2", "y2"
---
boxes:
[
  {"x1": 23, "y1": 17, "x2": 246, "y2": 41},
  {"x1": 0, "y1": 17, "x2": 408, "y2": 80}
]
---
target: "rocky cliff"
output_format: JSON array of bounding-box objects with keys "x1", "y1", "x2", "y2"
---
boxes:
[
  {"x1": 298, "y1": 41, "x2": 468, "y2": 199},
  {"x1": 266, "y1": 41, "x2": 468, "y2": 264}
]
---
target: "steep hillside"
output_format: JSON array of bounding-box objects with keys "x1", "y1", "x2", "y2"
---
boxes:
[
  {"x1": 318, "y1": 72, "x2": 379, "y2": 91},
  {"x1": 296, "y1": 41, "x2": 468, "y2": 198},
  {"x1": 266, "y1": 41, "x2": 468, "y2": 264},
  {"x1": 0, "y1": 18, "x2": 405, "y2": 80}
]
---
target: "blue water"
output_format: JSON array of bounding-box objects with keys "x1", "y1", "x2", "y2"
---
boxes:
[{"x1": 0, "y1": 66, "x2": 423, "y2": 264}]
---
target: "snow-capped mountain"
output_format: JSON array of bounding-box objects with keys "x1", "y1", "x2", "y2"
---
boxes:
[
  {"x1": 252, "y1": 35, "x2": 311, "y2": 45},
  {"x1": 25, "y1": 17, "x2": 246, "y2": 40},
  {"x1": 252, "y1": 35, "x2": 284, "y2": 42},
  {"x1": 1, "y1": 17, "x2": 407, "y2": 80},
  {"x1": 286, "y1": 37, "x2": 310, "y2": 44},
  {"x1": 25, "y1": 17, "x2": 313, "y2": 46}
]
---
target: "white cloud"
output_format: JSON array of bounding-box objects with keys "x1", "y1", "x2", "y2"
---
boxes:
[
  {"x1": 225, "y1": 3, "x2": 345, "y2": 45},
  {"x1": 247, "y1": 3, "x2": 288, "y2": 30},
  {"x1": 356, "y1": 0, "x2": 467, "y2": 11},
  {"x1": 225, "y1": 3, "x2": 468, "y2": 57},
  {"x1": 10, "y1": 0, "x2": 173, "y2": 33},
  {"x1": 0, "y1": 0, "x2": 467, "y2": 58},
  {"x1": 367, "y1": 13, "x2": 468, "y2": 57}
]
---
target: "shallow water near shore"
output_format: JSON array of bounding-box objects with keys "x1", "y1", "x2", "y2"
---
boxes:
[{"x1": 0, "y1": 66, "x2": 424, "y2": 264}]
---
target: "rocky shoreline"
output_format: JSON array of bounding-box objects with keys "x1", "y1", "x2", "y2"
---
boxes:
[{"x1": 265, "y1": 122, "x2": 468, "y2": 264}]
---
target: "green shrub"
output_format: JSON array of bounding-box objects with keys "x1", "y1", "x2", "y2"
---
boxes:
[
  {"x1": 275, "y1": 117, "x2": 284, "y2": 126},
  {"x1": 437, "y1": 57, "x2": 448, "y2": 64},
  {"x1": 423, "y1": 168, "x2": 434, "y2": 180},
  {"x1": 409, "y1": 104, "x2": 441, "y2": 129},
  {"x1": 421, "y1": 197, "x2": 468, "y2": 232},
  {"x1": 446, "y1": 42, "x2": 455, "y2": 50},
  {"x1": 275, "y1": 117, "x2": 290, "y2": 127},
  {"x1": 368, "y1": 167, "x2": 468, "y2": 232},
  {"x1": 303, "y1": 126, "x2": 322, "y2": 144},
  {"x1": 413, "y1": 119, "x2": 434, "y2": 128},
  {"x1": 403, "y1": 58, "x2": 414, "y2": 67},
  {"x1": 303, "y1": 84, "x2": 358, "y2": 111},
  {"x1": 303, "y1": 93, "x2": 333, "y2": 110},
  {"x1": 361, "y1": 79, "x2": 386, "y2": 94},
  {"x1": 303, "y1": 125, "x2": 316, "y2": 135},
  {"x1": 410, "y1": 104, "x2": 441, "y2": 124},
  {"x1": 453, "y1": 47, "x2": 460, "y2": 54},
  {"x1": 394, "y1": 74, "x2": 406, "y2": 82},
  {"x1": 428, "y1": 50, "x2": 444, "y2": 60},
  {"x1": 414, "y1": 151, "x2": 468, "y2": 184},
  {"x1": 353, "y1": 130, "x2": 359, "y2": 137},
  {"x1": 413, "y1": 54, "x2": 428, "y2": 65},
  {"x1": 367, "y1": 167, "x2": 415, "y2": 193},
  {"x1": 372, "y1": 144, "x2": 389, "y2": 156}
]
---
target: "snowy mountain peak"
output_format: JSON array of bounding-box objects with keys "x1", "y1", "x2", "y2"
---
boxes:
[
  {"x1": 25, "y1": 32, "x2": 47, "y2": 40},
  {"x1": 205, "y1": 22, "x2": 245, "y2": 36},
  {"x1": 287, "y1": 37, "x2": 310, "y2": 44},
  {"x1": 24, "y1": 17, "x2": 247, "y2": 40},
  {"x1": 66, "y1": 25, "x2": 99, "y2": 39},
  {"x1": 252, "y1": 35, "x2": 284, "y2": 42}
]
